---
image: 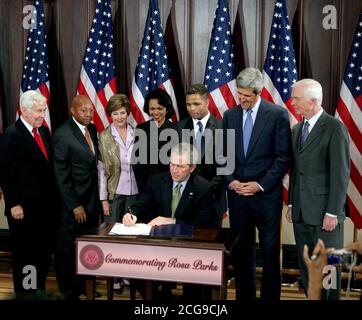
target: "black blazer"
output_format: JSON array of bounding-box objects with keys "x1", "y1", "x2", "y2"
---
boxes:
[
  {"x1": 131, "y1": 172, "x2": 214, "y2": 227},
  {"x1": 176, "y1": 115, "x2": 226, "y2": 226},
  {"x1": 0, "y1": 119, "x2": 54, "y2": 218},
  {"x1": 52, "y1": 118, "x2": 101, "y2": 224},
  {"x1": 223, "y1": 99, "x2": 291, "y2": 211},
  {"x1": 133, "y1": 119, "x2": 175, "y2": 192}
]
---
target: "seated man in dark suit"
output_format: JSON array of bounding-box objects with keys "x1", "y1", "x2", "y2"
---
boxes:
[
  {"x1": 123, "y1": 142, "x2": 213, "y2": 228},
  {"x1": 123, "y1": 142, "x2": 214, "y2": 299}
]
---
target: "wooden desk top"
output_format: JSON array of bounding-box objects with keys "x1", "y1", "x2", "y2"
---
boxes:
[{"x1": 81, "y1": 223, "x2": 233, "y2": 251}]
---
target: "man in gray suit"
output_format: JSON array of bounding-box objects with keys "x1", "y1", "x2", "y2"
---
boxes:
[{"x1": 286, "y1": 78, "x2": 350, "y2": 300}]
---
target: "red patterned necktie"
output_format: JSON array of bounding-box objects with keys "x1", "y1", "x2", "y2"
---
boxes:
[{"x1": 32, "y1": 128, "x2": 48, "y2": 160}]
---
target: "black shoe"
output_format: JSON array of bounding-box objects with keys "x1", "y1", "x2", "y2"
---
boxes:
[
  {"x1": 77, "y1": 289, "x2": 102, "y2": 298},
  {"x1": 113, "y1": 281, "x2": 124, "y2": 295},
  {"x1": 113, "y1": 286, "x2": 124, "y2": 295}
]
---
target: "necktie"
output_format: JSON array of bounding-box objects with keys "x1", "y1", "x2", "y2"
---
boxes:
[
  {"x1": 32, "y1": 128, "x2": 48, "y2": 160},
  {"x1": 171, "y1": 183, "x2": 182, "y2": 217},
  {"x1": 195, "y1": 120, "x2": 203, "y2": 153},
  {"x1": 243, "y1": 109, "x2": 253, "y2": 156},
  {"x1": 84, "y1": 126, "x2": 94, "y2": 154},
  {"x1": 300, "y1": 121, "x2": 310, "y2": 147}
]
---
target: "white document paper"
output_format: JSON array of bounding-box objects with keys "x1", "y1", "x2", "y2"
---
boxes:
[{"x1": 109, "y1": 223, "x2": 152, "y2": 236}]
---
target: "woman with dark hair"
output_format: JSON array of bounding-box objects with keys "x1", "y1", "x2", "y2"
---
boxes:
[{"x1": 133, "y1": 88, "x2": 176, "y2": 192}]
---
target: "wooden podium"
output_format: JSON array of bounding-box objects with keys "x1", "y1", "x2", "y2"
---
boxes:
[{"x1": 76, "y1": 223, "x2": 232, "y2": 300}]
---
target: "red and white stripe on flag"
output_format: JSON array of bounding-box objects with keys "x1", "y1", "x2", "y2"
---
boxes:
[
  {"x1": 76, "y1": 0, "x2": 116, "y2": 133},
  {"x1": 204, "y1": 0, "x2": 238, "y2": 119},
  {"x1": 18, "y1": 0, "x2": 51, "y2": 130},
  {"x1": 335, "y1": 11, "x2": 362, "y2": 229},
  {"x1": 260, "y1": 0, "x2": 301, "y2": 204},
  {"x1": 129, "y1": 0, "x2": 179, "y2": 126}
]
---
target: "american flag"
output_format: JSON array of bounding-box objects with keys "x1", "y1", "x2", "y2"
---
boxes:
[
  {"x1": 261, "y1": 0, "x2": 300, "y2": 203},
  {"x1": 261, "y1": 0, "x2": 300, "y2": 126},
  {"x1": 19, "y1": 0, "x2": 51, "y2": 130},
  {"x1": 77, "y1": 0, "x2": 116, "y2": 132},
  {"x1": 335, "y1": 11, "x2": 362, "y2": 229},
  {"x1": 129, "y1": 0, "x2": 179, "y2": 125},
  {"x1": 204, "y1": 0, "x2": 238, "y2": 119}
]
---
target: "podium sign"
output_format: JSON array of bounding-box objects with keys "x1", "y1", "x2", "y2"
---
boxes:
[{"x1": 77, "y1": 238, "x2": 224, "y2": 286}]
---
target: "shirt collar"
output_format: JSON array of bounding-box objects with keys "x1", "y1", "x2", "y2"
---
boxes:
[
  {"x1": 192, "y1": 112, "x2": 210, "y2": 131},
  {"x1": 72, "y1": 116, "x2": 87, "y2": 134},
  {"x1": 173, "y1": 176, "x2": 189, "y2": 192},
  {"x1": 243, "y1": 96, "x2": 261, "y2": 115},
  {"x1": 20, "y1": 116, "x2": 35, "y2": 134},
  {"x1": 305, "y1": 108, "x2": 323, "y2": 130}
]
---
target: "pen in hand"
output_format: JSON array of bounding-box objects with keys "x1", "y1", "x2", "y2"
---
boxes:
[{"x1": 124, "y1": 206, "x2": 137, "y2": 225}]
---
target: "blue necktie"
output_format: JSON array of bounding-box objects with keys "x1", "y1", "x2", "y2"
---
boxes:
[
  {"x1": 195, "y1": 120, "x2": 203, "y2": 153},
  {"x1": 300, "y1": 121, "x2": 310, "y2": 147},
  {"x1": 243, "y1": 109, "x2": 253, "y2": 156}
]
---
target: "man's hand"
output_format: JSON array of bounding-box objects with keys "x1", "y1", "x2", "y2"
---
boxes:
[
  {"x1": 11, "y1": 205, "x2": 24, "y2": 220},
  {"x1": 73, "y1": 205, "x2": 87, "y2": 223},
  {"x1": 148, "y1": 216, "x2": 174, "y2": 226},
  {"x1": 229, "y1": 180, "x2": 243, "y2": 193},
  {"x1": 239, "y1": 181, "x2": 261, "y2": 196},
  {"x1": 286, "y1": 207, "x2": 292, "y2": 223},
  {"x1": 122, "y1": 212, "x2": 137, "y2": 226},
  {"x1": 102, "y1": 200, "x2": 111, "y2": 216},
  {"x1": 322, "y1": 215, "x2": 338, "y2": 232}
]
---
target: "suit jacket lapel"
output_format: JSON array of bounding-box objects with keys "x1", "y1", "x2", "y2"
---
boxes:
[
  {"x1": 70, "y1": 118, "x2": 95, "y2": 156},
  {"x1": 16, "y1": 119, "x2": 47, "y2": 161},
  {"x1": 293, "y1": 121, "x2": 303, "y2": 152},
  {"x1": 233, "y1": 107, "x2": 245, "y2": 159},
  {"x1": 38, "y1": 126, "x2": 51, "y2": 160},
  {"x1": 185, "y1": 118, "x2": 194, "y2": 145},
  {"x1": 162, "y1": 173, "x2": 173, "y2": 216},
  {"x1": 203, "y1": 115, "x2": 217, "y2": 160},
  {"x1": 299, "y1": 112, "x2": 327, "y2": 152},
  {"x1": 174, "y1": 176, "x2": 193, "y2": 218},
  {"x1": 246, "y1": 102, "x2": 269, "y2": 158}
]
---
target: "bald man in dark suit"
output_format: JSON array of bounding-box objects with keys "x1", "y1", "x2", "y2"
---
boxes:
[{"x1": 52, "y1": 95, "x2": 102, "y2": 300}]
